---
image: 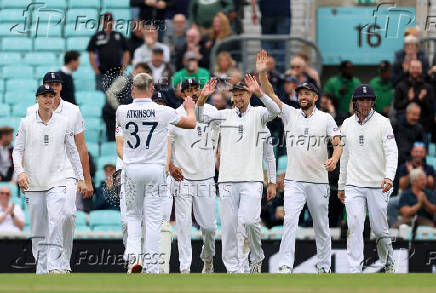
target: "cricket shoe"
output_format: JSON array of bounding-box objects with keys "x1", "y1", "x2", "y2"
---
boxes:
[
  {"x1": 317, "y1": 267, "x2": 331, "y2": 274},
  {"x1": 250, "y1": 262, "x2": 262, "y2": 274},
  {"x1": 202, "y1": 259, "x2": 214, "y2": 273},
  {"x1": 384, "y1": 263, "x2": 395, "y2": 273},
  {"x1": 277, "y1": 265, "x2": 293, "y2": 274}
]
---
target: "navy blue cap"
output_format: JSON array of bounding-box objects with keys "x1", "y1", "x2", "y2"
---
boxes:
[
  {"x1": 43, "y1": 72, "x2": 63, "y2": 84},
  {"x1": 352, "y1": 84, "x2": 376, "y2": 101},
  {"x1": 36, "y1": 85, "x2": 55, "y2": 96},
  {"x1": 283, "y1": 75, "x2": 299, "y2": 83},
  {"x1": 295, "y1": 82, "x2": 318, "y2": 95},
  {"x1": 181, "y1": 78, "x2": 199, "y2": 92},
  {"x1": 230, "y1": 81, "x2": 248, "y2": 91},
  {"x1": 152, "y1": 90, "x2": 167, "y2": 104}
]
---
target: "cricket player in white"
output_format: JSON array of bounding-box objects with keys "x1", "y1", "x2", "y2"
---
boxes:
[
  {"x1": 116, "y1": 73, "x2": 196, "y2": 274},
  {"x1": 196, "y1": 74, "x2": 280, "y2": 273},
  {"x1": 115, "y1": 126, "x2": 128, "y2": 247},
  {"x1": 26, "y1": 72, "x2": 93, "y2": 272},
  {"x1": 257, "y1": 50, "x2": 342, "y2": 273},
  {"x1": 13, "y1": 85, "x2": 86, "y2": 274},
  {"x1": 338, "y1": 84, "x2": 398, "y2": 273},
  {"x1": 238, "y1": 130, "x2": 277, "y2": 273},
  {"x1": 168, "y1": 78, "x2": 219, "y2": 273}
]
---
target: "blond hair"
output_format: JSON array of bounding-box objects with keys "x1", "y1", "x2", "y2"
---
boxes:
[
  {"x1": 133, "y1": 73, "x2": 153, "y2": 92},
  {"x1": 210, "y1": 12, "x2": 231, "y2": 40},
  {"x1": 215, "y1": 52, "x2": 234, "y2": 73}
]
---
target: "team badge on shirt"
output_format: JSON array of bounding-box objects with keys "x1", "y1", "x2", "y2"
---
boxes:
[{"x1": 359, "y1": 135, "x2": 364, "y2": 146}]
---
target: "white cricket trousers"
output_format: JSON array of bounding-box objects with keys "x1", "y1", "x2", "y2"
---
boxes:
[
  {"x1": 278, "y1": 180, "x2": 331, "y2": 271},
  {"x1": 119, "y1": 170, "x2": 127, "y2": 247},
  {"x1": 345, "y1": 186, "x2": 394, "y2": 273},
  {"x1": 237, "y1": 216, "x2": 251, "y2": 273},
  {"x1": 26, "y1": 186, "x2": 66, "y2": 274},
  {"x1": 174, "y1": 177, "x2": 216, "y2": 272},
  {"x1": 61, "y1": 178, "x2": 77, "y2": 271},
  {"x1": 218, "y1": 182, "x2": 264, "y2": 272},
  {"x1": 124, "y1": 163, "x2": 164, "y2": 273}
]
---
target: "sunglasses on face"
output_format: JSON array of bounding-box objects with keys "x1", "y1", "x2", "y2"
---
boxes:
[{"x1": 0, "y1": 192, "x2": 10, "y2": 195}]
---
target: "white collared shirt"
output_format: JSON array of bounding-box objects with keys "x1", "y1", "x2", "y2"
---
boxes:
[
  {"x1": 280, "y1": 104, "x2": 341, "y2": 184},
  {"x1": 13, "y1": 111, "x2": 84, "y2": 191},
  {"x1": 27, "y1": 99, "x2": 85, "y2": 179},
  {"x1": 116, "y1": 98, "x2": 182, "y2": 166}
]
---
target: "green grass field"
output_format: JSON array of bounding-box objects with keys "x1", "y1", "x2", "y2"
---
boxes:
[{"x1": 0, "y1": 274, "x2": 435, "y2": 293}]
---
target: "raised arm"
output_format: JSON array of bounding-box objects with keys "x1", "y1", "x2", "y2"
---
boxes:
[
  {"x1": 256, "y1": 50, "x2": 283, "y2": 110},
  {"x1": 195, "y1": 79, "x2": 224, "y2": 126},
  {"x1": 243, "y1": 74, "x2": 280, "y2": 124}
]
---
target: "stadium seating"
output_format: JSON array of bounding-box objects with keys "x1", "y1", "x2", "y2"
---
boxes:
[
  {"x1": 89, "y1": 210, "x2": 121, "y2": 229},
  {"x1": 429, "y1": 143, "x2": 436, "y2": 157},
  {"x1": 64, "y1": 22, "x2": 96, "y2": 37},
  {"x1": 76, "y1": 91, "x2": 105, "y2": 107},
  {"x1": 426, "y1": 156, "x2": 436, "y2": 171},
  {"x1": 66, "y1": 37, "x2": 90, "y2": 51},
  {"x1": 0, "y1": 53, "x2": 22, "y2": 66},
  {"x1": 100, "y1": 141, "x2": 116, "y2": 156},
  {"x1": 84, "y1": 129, "x2": 101, "y2": 144},
  {"x1": 108, "y1": 9, "x2": 131, "y2": 21},
  {"x1": 93, "y1": 225, "x2": 122, "y2": 232},
  {"x1": 0, "y1": 9, "x2": 27, "y2": 22},
  {"x1": 4, "y1": 92, "x2": 35, "y2": 106},
  {"x1": 31, "y1": 22, "x2": 63, "y2": 38},
  {"x1": 94, "y1": 169, "x2": 106, "y2": 185},
  {"x1": 80, "y1": 104, "x2": 101, "y2": 118},
  {"x1": 34, "y1": 37, "x2": 66, "y2": 51},
  {"x1": 2, "y1": 37, "x2": 32, "y2": 51},
  {"x1": 5, "y1": 79, "x2": 37, "y2": 93},
  {"x1": 96, "y1": 156, "x2": 117, "y2": 170},
  {"x1": 24, "y1": 52, "x2": 58, "y2": 66},
  {"x1": 0, "y1": 117, "x2": 20, "y2": 130},
  {"x1": 0, "y1": 23, "x2": 19, "y2": 37},
  {"x1": 87, "y1": 142, "x2": 99, "y2": 158},
  {"x1": 1, "y1": 0, "x2": 32, "y2": 9},
  {"x1": 68, "y1": 0, "x2": 100, "y2": 10},
  {"x1": 2, "y1": 65, "x2": 33, "y2": 79},
  {"x1": 66, "y1": 9, "x2": 99, "y2": 24},
  {"x1": 0, "y1": 104, "x2": 10, "y2": 117},
  {"x1": 74, "y1": 77, "x2": 95, "y2": 91},
  {"x1": 39, "y1": 0, "x2": 67, "y2": 9},
  {"x1": 102, "y1": 0, "x2": 129, "y2": 10},
  {"x1": 76, "y1": 210, "x2": 88, "y2": 227},
  {"x1": 12, "y1": 104, "x2": 29, "y2": 118},
  {"x1": 35, "y1": 65, "x2": 59, "y2": 78},
  {"x1": 74, "y1": 65, "x2": 94, "y2": 77}
]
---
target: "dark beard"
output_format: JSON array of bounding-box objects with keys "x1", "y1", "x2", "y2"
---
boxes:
[{"x1": 299, "y1": 100, "x2": 313, "y2": 110}]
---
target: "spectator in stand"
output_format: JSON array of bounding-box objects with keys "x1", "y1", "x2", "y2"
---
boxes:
[
  {"x1": 393, "y1": 59, "x2": 434, "y2": 132},
  {"x1": 127, "y1": 20, "x2": 144, "y2": 58},
  {"x1": 398, "y1": 142, "x2": 435, "y2": 192},
  {"x1": 393, "y1": 169, "x2": 436, "y2": 227},
  {"x1": 104, "y1": 63, "x2": 151, "y2": 141},
  {"x1": 0, "y1": 127, "x2": 15, "y2": 183},
  {"x1": 133, "y1": 25, "x2": 170, "y2": 65},
  {"x1": 130, "y1": 0, "x2": 171, "y2": 41},
  {"x1": 172, "y1": 51, "x2": 210, "y2": 90},
  {"x1": 214, "y1": 52, "x2": 235, "y2": 79},
  {"x1": 296, "y1": 53, "x2": 321, "y2": 88},
  {"x1": 392, "y1": 33, "x2": 429, "y2": 86},
  {"x1": 369, "y1": 60, "x2": 394, "y2": 117},
  {"x1": 266, "y1": 55, "x2": 284, "y2": 94},
  {"x1": 319, "y1": 94, "x2": 348, "y2": 127},
  {"x1": 286, "y1": 56, "x2": 319, "y2": 91},
  {"x1": 392, "y1": 102, "x2": 427, "y2": 165},
  {"x1": 230, "y1": 0, "x2": 244, "y2": 34},
  {"x1": 279, "y1": 75, "x2": 299, "y2": 108},
  {"x1": 147, "y1": 48, "x2": 173, "y2": 85},
  {"x1": 212, "y1": 91, "x2": 229, "y2": 110},
  {"x1": 93, "y1": 164, "x2": 119, "y2": 211},
  {"x1": 175, "y1": 27, "x2": 209, "y2": 71},
  {"x1": 204, "y1": 12, "x2": 240, "y2": 62},
  {"x1": 250, "y1": 0, "x2": 291, "y2": 72},
  {"x1": 229, "y1": 69, "x2": 243, "y2": 85},
  {"x1": 58, "y1": 51, "x2": 80, "y2": 105},
  {"x1": 164, "y1": 14, "x2": 187, "y2": 61},
  {"x1": 0, "y1": 186, "x2": 25, "y2": 233},
  {"x1": 87, "y1": 12, "x2": 130, "y2": 92},
  {"x1": 189, "y1": 0, "x2": 234, "y2": 35},
  {"x1": 324, "y1": 60, "x2": 361, "y2": 114}
]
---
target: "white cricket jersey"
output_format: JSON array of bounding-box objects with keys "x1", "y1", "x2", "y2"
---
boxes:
[
  {"x1": 115, "y1": 125, "x2": 124, "y2": 170},
  {"x1": 27, "y1": 99, "x2": 85, "y2": 179},
  {"x1": 197, "y1": 104, "x2": 274, "y2": 183},
  {"x1": 12, "y1": 112, "x2": 84, "y2": 191},
  {"x1": 169, "y1": 103, "x2": 218, "y2": 181},
  {"x1": 280, "y1": 105, "x2": 341, "y2": 184},
  {"x1": 116, "y1": 98, "x2": 182, "y2": 166},
  {"x1": 338, "y1": 110, "x2": 398, "y2": 190}
]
